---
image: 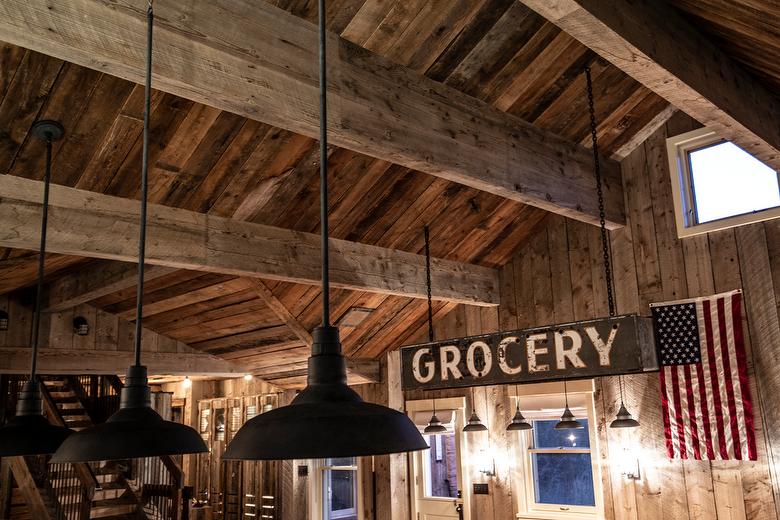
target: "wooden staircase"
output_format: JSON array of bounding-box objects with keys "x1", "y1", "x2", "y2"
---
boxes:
[
  {"x1": 1, "y1": 375, "x2": 183, "y2": 520},
  {"x1": 41, "y1": 378, "x2": 143, "y2": 520}
]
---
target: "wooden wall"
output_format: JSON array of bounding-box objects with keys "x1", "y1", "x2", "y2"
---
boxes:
[{"x1": 402, "y1": 114, "x2": 780, "y2": 520}]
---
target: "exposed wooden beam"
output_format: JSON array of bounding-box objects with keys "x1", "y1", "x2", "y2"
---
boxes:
[
  {"x1": 0, "y1": 174, "x2": 499, "y2": 306},
  {"x1": 519, "y1": 0, "x2": 780, "y2": 169},
  {"x1": 244, "y1": 278, "x2": 313, "y2": 346},
  {"x1": 44, "y1": 261, "x2": 175, "y2": 312},
  {"x1": 610, "y1": 104, "x2": 678, "y2": 160},
  {"x1": 0, "y1": 347, "x2": 246, "y2": 377},
  {"x1": 0, "y1": 0, "x2": 625, "y2": 227}
]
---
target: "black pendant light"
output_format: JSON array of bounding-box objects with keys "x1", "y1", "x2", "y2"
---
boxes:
[
  {"x1": 52, "y1": 2, "x2": 208, "y2": 463},
  {"x1": 463, "y1": 387, "x2": 488, "y2": 433},
  {"x1": 421, "y1": 226, "x2": 447, "y2": 436},
  {"x1": 423, "y1": 398, "x2": 447, "y2": 435},
  {"x1": 0, "y1": 120, "x2": 73, "y2": 456},
  {"x1": 506, "y1": 385, "x2": 532, "y2": 431},
  {"x1": 610, "y1": 376, "x2": 640, "y2": 428},
  {"x1": 585, "y1": 67, "x2": 639, "y2": 430},
  {"x1": 554, "y1": 381, "x2": 583, "y2": 430},
  {"x1": 221, "y1": 0, "x2": 427, "y2": 460}
]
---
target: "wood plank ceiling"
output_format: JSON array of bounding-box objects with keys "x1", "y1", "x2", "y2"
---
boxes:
[
  {"x1": 671, "y1": 0, "x2": 780, "y2": 96},
  {"x1": 0, "y1": 0, "x2": 673, "y2": 386}
]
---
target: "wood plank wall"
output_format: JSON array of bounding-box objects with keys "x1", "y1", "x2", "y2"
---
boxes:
[{"x1": 403, "y1": 114, "x2": 780, "y2": 520}]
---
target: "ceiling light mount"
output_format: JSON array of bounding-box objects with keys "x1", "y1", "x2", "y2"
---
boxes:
[{"x1": 31, "y1": 120, "x2": 64, "y2": 143}]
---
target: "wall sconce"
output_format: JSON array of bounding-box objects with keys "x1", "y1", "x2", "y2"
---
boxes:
[
  {"x1": 476, "y1": 448, "x2": 496, "y2": 477},
  {"x1": 0, "y1": 310, "x2": 8, "y2": 331},
  {"x1": 620, "y1": 446, "x2": 641, "y2": 480},
  {"x1": 73, "y1": 316, "x2": 89, "y2": 336}
]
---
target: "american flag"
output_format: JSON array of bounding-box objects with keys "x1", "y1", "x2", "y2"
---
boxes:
[{"x1": 651, "y1": 290, "x2": 756, "y2": 460}]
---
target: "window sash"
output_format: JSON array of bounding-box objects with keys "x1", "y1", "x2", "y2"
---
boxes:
[{"x1": 667, "y1": 127, "x2": 780, "y2": 237}]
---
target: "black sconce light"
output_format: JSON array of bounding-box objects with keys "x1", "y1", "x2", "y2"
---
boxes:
[
  {"x1": 0, "y1": 310, "x2": 8, "y2": 331},
  {"x1": 73, "y1": 316, "x2": 89, "y2": 336}
]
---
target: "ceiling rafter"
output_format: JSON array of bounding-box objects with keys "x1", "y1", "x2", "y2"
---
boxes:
[
  {"x1": 519, "y1": 0, "x2": 780, "y2": 168},
  {"x1": 0, "y1": 0, "x2": 625, "y2": 227},
  {"x1": 0, "y1": 174, "x2": 500, "y2": 306}
]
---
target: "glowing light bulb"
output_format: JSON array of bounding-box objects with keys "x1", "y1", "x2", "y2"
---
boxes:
[
  {"x1": 182, "y1": 376, "x2": 192, "y2": 389},
  {"x1": 244, "y1": 374, "x2": 253, "y2": 381}
]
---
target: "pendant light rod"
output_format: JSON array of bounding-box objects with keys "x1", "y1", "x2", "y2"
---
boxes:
[
  {"x1": 29, "y1": 130, "x2": 54, "y2": 379},
  {"x1": 133, "y1": 0, "x2": 154, "y2": 366},
  {"x1": 319, "y1": 0, "x2": 330, "y2": 327},
  {"x1": 563, "y1": 380, "x2": 569, "y2": 408},
  {"x1": 585, "y1": 66, "x2": 615, "y2": 318},
  {"x1": 424, "y1": 225, "x2": 434, "y2": 342}
]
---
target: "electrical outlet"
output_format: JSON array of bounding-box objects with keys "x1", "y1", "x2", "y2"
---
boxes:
[{"x1": 473, "y1": 483, "x2": 489, "y2": 495}]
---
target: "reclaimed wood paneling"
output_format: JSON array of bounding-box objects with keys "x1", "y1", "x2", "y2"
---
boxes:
[{"x1": 401, "y1": 114, "x2": 780, "y2": 519}]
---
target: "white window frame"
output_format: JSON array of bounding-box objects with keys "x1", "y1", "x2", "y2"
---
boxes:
[
  {"x1": 310, "y1": 457, "x2": 362, "y2": 520},
  {"x1": 666, "y1": 127, "x2": 780, "y2": 238},
  {"x1": 512, "y1": 380, "x2": 603, "y2": 520}
]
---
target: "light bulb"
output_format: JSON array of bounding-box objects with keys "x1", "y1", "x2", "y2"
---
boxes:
[
  {"x1": 182, "y1": 376, "x2": 192, "y2": 389},
  {"x1": 244, "y1": 374, "x2": 253, "y2": 381}
]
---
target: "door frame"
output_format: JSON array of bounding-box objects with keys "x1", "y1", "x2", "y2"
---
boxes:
[{"x1": 406, "y1": 396, "x2": 469, "y2": 520}]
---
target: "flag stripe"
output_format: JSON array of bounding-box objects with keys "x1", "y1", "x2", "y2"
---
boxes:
[
  {"x1": 653, "y1": 290, "x2": 755, "y2": 461},
  {"x1": 731, "y1": 294, "x2": 756, "y2": 460}
]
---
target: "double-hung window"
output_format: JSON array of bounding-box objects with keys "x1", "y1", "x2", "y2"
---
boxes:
[
  {"x1": 313, "y1": 458, "x2": 359, "y2": 520},
  {"x1": 666, "y1": 127, "x2": 780, "y2": 237},
  {"x1": 514, "y1": 383, "x2": 602, "y2": 519}
]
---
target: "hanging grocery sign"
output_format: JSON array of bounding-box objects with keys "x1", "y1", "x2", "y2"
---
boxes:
[{"x1": 400, "y1": 315, "x2": 657, "y2": 391}]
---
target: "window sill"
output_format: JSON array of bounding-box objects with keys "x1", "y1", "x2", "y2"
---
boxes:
[{"x1": 516, "y1": 510, "x2": 599, "y2": 520}]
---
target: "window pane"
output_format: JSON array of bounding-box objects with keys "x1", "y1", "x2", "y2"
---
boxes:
[
  {"x1": 325, "y1": 469, "x2": 357, "y2": 520},
  {"x1": 422, "y1": 434, "x2": 458, "y2": 498},
  {"x1": 689, "y1": 142, "x2": 780, "y2": 223},
  {"x1": 532, "y1": 453, "x2": 595, "y2": 507},
  {"x1": 329, "y1": 457, "x2": 355, "y2": 467},
  {"x1": 533, "y1": 419, "x2": 590, "y2": 448}
]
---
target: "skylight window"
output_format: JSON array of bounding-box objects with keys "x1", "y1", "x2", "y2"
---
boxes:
[{"x1": 666, "y1": 128, "x2": 780, "y2": 237}]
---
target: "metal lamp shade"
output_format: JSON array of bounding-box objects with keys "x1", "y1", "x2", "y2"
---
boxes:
[
  {"x1": 423, "y1": 414, "x2": 448, "y2": 435},
  {"x1": 610, "y1": 402, "x2": 640, "y2": 429},
  {"x1": 52, "y1": 366, "x2": 207, "y2": 462},
  {"x1": 223, "y1": 327, "x2": 427, "y2": 460},
  {"x1": 506, "y1": 408, "x2": 533, "y2": 431},
  {"x1": 0, "y1": 381, "x2": 72, "y2": 456},
  {"x1": 462, "y1": 412, "x2": 488, "y2": 433},
  {"x1": 554, "y1": 406, "x2": 584, "y2": 430}
]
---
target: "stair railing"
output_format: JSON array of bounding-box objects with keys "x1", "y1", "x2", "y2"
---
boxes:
[{"x1": 37, "y1": 377, "x2": 97, "y2": 520}]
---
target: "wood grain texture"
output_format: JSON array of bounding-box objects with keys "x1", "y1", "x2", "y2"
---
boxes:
[
  {"x1": 0, "y1": 0, "x2": 626, "y2": 227},
  {"x1": 520, "y1": 0, "x2": 780, "y2": 169},
  {"x1": 0, "y1": 174, "x2": 499, "y2": 306}
]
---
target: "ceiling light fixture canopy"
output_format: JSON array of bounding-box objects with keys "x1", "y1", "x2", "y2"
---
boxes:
[
  {"x1": 52, "y1": 2, "x2": 207, "y2": 463},
  {"x1": 222, "y1": 0, "x2": 426, "y2": 460},
  {"x1": 0, "y1": 120, "x2": 72, "y2": 456}
]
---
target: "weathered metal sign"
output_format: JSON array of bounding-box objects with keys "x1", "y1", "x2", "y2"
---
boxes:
[{"x1": 400, "y1": 315, "x2": 657, "y2": 391}]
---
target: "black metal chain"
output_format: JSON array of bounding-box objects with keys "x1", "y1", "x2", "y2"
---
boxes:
[
  {"x1": 29, "y1": 134, "x2": 53, "y2": 378},
  {"x1": 133, "y1": 1, "x2": 154, "y2": 366},
  {"x1": 424, "y1": 225, "x2": 434, "y2": 343},
  {"x1": 585, "y1": 67, "x2": 616, "y2": 317}
]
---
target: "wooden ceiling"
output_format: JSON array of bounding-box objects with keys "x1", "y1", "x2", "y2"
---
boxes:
[
  {"x1": 671, "y1": 0, "x2": 780, "y2": 95},
  {"x1": 0, "y1": 0, "x2": 678, "y2": 386}
]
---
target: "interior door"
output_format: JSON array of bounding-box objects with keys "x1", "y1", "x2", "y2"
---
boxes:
[{"x1": 413, "y1": 426, "x2": 464, "y2": 520}]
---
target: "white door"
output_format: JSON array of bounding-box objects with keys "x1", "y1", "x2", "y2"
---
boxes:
[{"x1": 413, "y1": 430, "x2": 464, "y2": 520}]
